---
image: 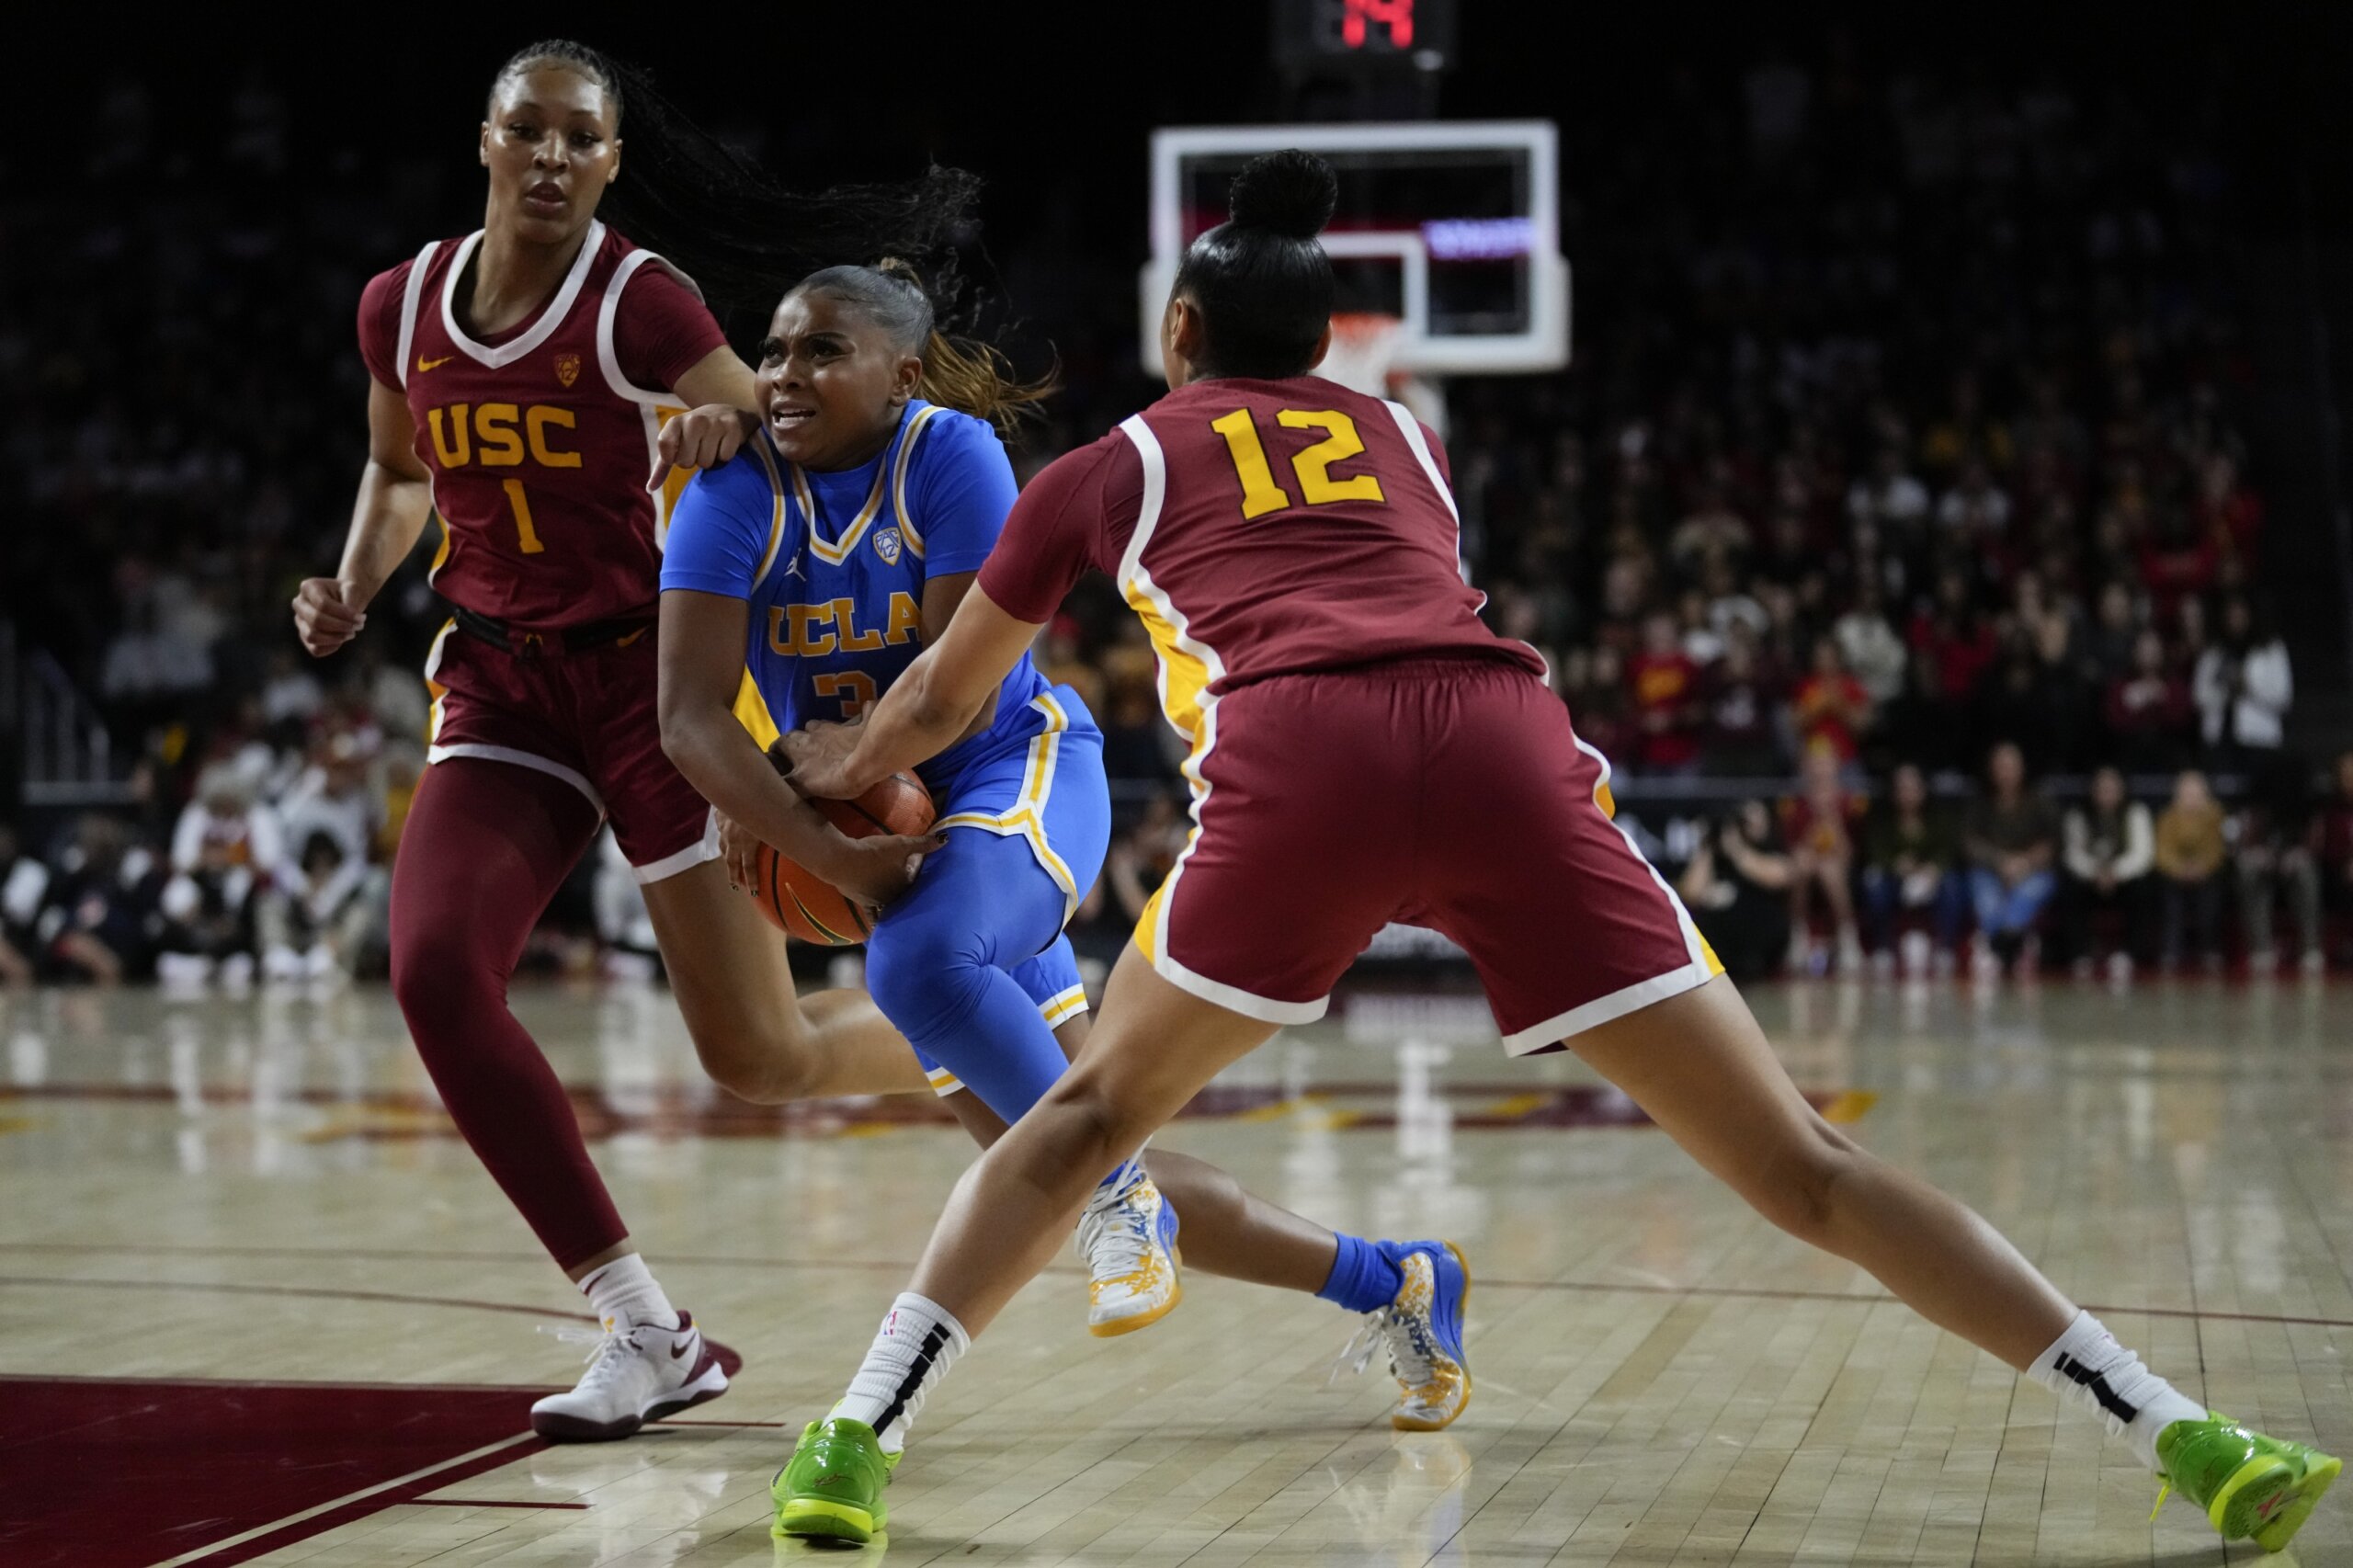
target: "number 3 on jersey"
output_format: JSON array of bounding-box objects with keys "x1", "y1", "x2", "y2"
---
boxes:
[
  {"x1": 1211, "y1": 407, "x2": 1387, "y2": 520},
  {"x1": 813, "y1": 670, "x2": 879, "y2": 719}
]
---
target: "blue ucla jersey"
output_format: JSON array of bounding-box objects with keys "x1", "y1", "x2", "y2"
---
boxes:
[{"x1": 662, "y1": 400, "x2": 1058, "y2": 791}]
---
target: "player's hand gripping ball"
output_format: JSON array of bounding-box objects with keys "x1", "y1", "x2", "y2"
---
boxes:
[{"x1": 739, "y1": 767, "x2": 937, "y2": 945}]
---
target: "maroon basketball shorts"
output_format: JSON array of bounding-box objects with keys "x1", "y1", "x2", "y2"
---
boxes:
[
  {"x1": 1133, "y1": 655, "x2": 1723, "y2": 1052},
  {"x1": 421, "y1": 619, "x2": 718, "y2": 882}
]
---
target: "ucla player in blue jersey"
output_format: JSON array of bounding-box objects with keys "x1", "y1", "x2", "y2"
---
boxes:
[{"x1": 656, "y1": 264, "x2": 1419, "y2": 1368}]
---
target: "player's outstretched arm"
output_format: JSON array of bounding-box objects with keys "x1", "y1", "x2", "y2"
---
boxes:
[
  {"x1": 783, "y1": 585, "x2": 1040, "y2": 799},
  {"x1": 657, "y1": 588, "x2": 939, "y2": 909},
  {"x1": 293, "y1": 381, "x2": 432, "y2": 658},
  {"x1": 645, "y1": 349, "x2": 761, "y2": 490}
]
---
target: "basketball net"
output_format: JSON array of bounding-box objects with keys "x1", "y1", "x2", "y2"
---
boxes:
[
  {"x1": 1319, "y1": 312, "x2": 1402, "y2": 398},
  {"x1": 1320, "y1": 312, "x2": 1448, "y2": 440}
]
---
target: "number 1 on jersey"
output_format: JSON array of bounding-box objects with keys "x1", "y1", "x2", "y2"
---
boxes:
[
  {"x1": 1210, "y1": 408, "x2": 1293, "y2": 518},
  {"x1": 1211, "y1": 407, "x2": 1387, "y2": 520},
  {"x1": 502, "y1": 479, "x2": 546, "y2": 555}
]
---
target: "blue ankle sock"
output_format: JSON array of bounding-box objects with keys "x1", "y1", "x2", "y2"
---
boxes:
[{"x1": 1317, "y1": 1233, "x2": 1404, "y2": 1312}]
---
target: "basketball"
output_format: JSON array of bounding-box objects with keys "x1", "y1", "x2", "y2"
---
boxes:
[{"x1": 744, "y1": 771, "x2": 935, "y2": 945}]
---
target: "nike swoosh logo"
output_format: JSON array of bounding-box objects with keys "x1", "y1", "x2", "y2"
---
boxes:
[
  {"x1": 670, "y1": 1336, "x2": 694, "y2": 1360},
  {"x1": 415, "y1": 355, "x2": 453, "y2": 372}
]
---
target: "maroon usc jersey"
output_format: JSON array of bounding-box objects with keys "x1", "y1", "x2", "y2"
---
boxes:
[
  {"x1": 979, "y1": 375, "x2": 1544, "y2": 746},
  {"x1": 358, "y1": 222, "x2": 727, "y2": 630}
]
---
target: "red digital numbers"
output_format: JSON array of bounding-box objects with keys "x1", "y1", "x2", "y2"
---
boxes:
[{"x1": 1340, "y1": 0, "x2": 1415, "y2": 50}]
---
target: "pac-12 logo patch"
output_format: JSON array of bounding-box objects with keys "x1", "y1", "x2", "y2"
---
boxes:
[
  {"x1": 554, "y1": 353, "x2": 582, "y2": 388},
  {"x1": 873, "y1": 527, "x2": 904, "y2": 566}
]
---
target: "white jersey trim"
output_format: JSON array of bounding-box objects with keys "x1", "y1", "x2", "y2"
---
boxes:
[
  {"x1": 1381, "y1": 396, "x2": 1549, "y2": 683},
  {"x1": 438, "y1": 220, "x2": 608, "y2": 370},
  {"x1": 1152, "y1": 949, "x2": 1332, "y2": 1026},
  {"x1": 393, "y1": 239, "x2": 440, "y2": 390},
  {"x1": 888, "y1": 404, "x2": 947, "y2": 561},
  {"x1": 596, "y1": 246, "x2": 708, "y2": 407},
  {"x1": 1112, "y1": 415, "x2": 1232, "y2": 972},
  {"x1": 631, "y1": 808, "x2": 723, "y2": 884},
  {"x1": 426, "y1": 743, "x2": 605, "y2": 813}
]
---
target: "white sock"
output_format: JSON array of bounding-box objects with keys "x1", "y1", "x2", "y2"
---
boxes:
[
  {"x1": 832, "y1": 1292, "x2": 970, "y2": 1453},
  {"x1": 578, "y1": 1253, "x2": 676, "y2": 1332},
  {"x1": 2027, "y1": 1310, "x2": 2207, "y2": 1470}
]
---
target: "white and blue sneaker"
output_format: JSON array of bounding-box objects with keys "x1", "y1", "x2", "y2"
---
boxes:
[
  {"x1": 1077, "y1": 1166, "x2": 1182, "y2": 1336},
  {"x1": 1336, "y1": 1240, "x2": 1472, "y2": 1430}
]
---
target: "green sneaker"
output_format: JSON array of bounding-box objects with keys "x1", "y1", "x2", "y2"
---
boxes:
[
  {"x1": 771, "y1": 1417, "x2": 892, "y2": 1543},
  {"x1": 2154, "y1": 1411, "x2": 2340, "y2": 1552}
]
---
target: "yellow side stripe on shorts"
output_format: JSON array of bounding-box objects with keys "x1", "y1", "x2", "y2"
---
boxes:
[
  {"x1": 1040, "y1": 984, "x2": 1089, "y2": 1027},
  {"x1": 1132, "y1": 885, "x2": 1166, "y2": 964},
  {"x1": 926, "y1": 1065, "x2": 963, "y2": 1097},
  {"x1": 934, "y1": 694, "x2": 1082, "y2": 919}
]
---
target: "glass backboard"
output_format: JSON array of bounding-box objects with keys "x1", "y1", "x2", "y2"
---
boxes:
[{"x1": 1144, "y1": 120, "x2": 1569, "y2": 380}]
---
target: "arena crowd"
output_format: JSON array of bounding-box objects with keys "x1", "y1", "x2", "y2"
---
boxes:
[{"x1": 1, "y1": 40, "x2": 2338, "y2": 989}]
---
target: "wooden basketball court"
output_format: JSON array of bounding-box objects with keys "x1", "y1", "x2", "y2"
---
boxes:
[{"x1": 3, "y1": 976, "x2": 2347, "y2": 1565}]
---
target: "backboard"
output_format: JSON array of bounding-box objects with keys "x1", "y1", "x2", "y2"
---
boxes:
[{"x1": 1142, "y1": 119, "x2": 1569, "y2": 381}]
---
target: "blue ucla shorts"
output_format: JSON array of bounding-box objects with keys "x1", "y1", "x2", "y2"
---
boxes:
[{"x1": 886, "y1": 686, "x2": 1111, "y2": 1096}]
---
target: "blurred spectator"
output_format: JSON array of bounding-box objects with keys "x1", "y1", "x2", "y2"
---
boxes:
[
  {"x1": 1570, "y1": 644, "x2": 1634, "y2": 765},
  {"x1": 1780, "y1": 744, "x2": 1864, "y2": 973},
  {"x1": 2086, "y1": 581, "x2": 2141, "y2": 686},
  {"x1": 257, "y1": 828, "x2": 369, "y2": 981},
  {"x1": 1963, "y1": 742, "x2": 2060, "y2": 976},
  {"x1": 2105, "y1": 629, "x2": 2193, "y2": 772},
  {"x1": 1628, "y1": 609, "x2": 1704, "y2": 775},
  {"x1": 1790, "y1": 639, "x2": 1872, "y2": 772},
  {"x1": 1859, "y1": 762, "x2": 1965, "y2": 975},
  {"x1": 1847, "y1": 447, "x2": 1931, "y2": 555},
  {"x1": 2154, "y1": 769, "x2": 2229, "y2": 971},
  {"x1": 2235, "y1": 761, "x2": 2322, "y2": 974},
  {"x1": 156, "y1": 765, "x2": 282, "y2": 986},
  {"x1": 0, "y1": 826, "x2": 40, "y2": 986},
  {"x1": 2058, "y1": 766, "x2": 2154, "y2": 979},
  {"x1": 257, "y1": 647, "x2": 325, "y2": 737},
  {"x1": 1677, "y1": 801, "x2": 1793, "y2": 982},
  {"x1": 37, "y1": 815, "x2": 160, "y2": 984},
  {"x1": 1701, "y1": 634, "x2": 1784, "y2": 776},
  {"x1": 1832, "y1": 580, "x2": 1908, "y2": 709},
  {"x1": 1936, "y1": 457, "x2": 2012, "y2": 554},
  {"x1": 277, "y1": 730, "x2": 382, "y2": 871},
  {"x1": 2194, "y1": 597, "x2": 2291, "y2": 764}
]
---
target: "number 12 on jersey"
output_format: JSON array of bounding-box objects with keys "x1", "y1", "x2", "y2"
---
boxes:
[{"x1": 1211, "y1": 407, "x2": 1387, "y2": 520}]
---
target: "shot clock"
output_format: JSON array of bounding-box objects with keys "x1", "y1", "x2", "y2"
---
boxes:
[{"x1": 1272, "y1": 0, "x2": 1459, "y2": 73}]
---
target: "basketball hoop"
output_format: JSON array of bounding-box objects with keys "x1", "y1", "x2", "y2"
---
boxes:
[
  {"x1": 1319, "y1": 312, "x2": 1403, "y2": 398},
  {"x1": 1321, "y1": 311, "x2": 1449, "y2": 439}
]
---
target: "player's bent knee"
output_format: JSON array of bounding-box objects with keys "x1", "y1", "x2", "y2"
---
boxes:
[
  {"x1": 1036, "y1": 1071, "x2": 1154, "y2": 1182},
  {"x1": 1744, "y1": 1118, "x2": 1869, "y2": 1247},
  {"x1": 865, "y1": 938, "x2": 989, "y2": 1042},
  {"x1": 390, "y1": 932, "x2": 495, "y2": 1039}
]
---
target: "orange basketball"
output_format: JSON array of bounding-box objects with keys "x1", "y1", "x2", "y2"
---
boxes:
[{"x1": 745, "y1": 771, "x2": 936, "y2": 945}]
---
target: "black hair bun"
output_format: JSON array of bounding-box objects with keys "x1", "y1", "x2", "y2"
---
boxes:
[{"x1": 1228, "y1": 149, "x2": 1337, "y2": 241}]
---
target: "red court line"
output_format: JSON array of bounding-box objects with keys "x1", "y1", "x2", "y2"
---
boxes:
[
  {"x1": 184, "y1": 1434, "x2": 554, "y2": 1567},
  {"x1": 0, "y1": 1369, "x2": 562, "y2": 1395},
  {"x1": 8, "y1": 1257, "x2": 2353, "y2": 1335},
  {"x1": 0, "y1": 1274, "x2": 597, "y2": 1323},
  {"x1": 405, "y1": 1497, "x2": 589, "y2": 1509}
]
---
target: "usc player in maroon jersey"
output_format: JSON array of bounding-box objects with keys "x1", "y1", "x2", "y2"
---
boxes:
[
  {"x1": 769, "y1": 153, "x2": 2336, "y2": 1551},
  {"x1": 294, "y1": 40, "x2": 964, "y2": 1441}
]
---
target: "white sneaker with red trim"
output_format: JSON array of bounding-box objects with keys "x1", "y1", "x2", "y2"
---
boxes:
[{"x1": 529, "y1": 1308, "x2": 727, "y2": 1441}]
